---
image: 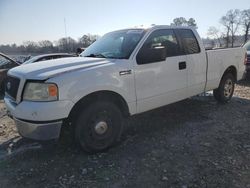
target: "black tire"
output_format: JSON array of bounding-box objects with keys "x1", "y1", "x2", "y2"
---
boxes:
[
  {"x1": 213, "y1": 73, "x2": 235, "y2": 104},
  {"x1": 0, "y1": 82, "x2": 5, "y2": 96},
  {"x1": 75, "y1": 101, "x2": 123, "y2": 153}
]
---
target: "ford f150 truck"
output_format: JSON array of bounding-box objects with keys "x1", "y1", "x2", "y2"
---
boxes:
[{"x1": 4, "y1": 26, "x2": 246, "y2": 153}]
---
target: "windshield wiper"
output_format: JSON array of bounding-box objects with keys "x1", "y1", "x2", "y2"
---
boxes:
[{"x1": 84, "y1": 53, "x2": 106, "y2": 58}]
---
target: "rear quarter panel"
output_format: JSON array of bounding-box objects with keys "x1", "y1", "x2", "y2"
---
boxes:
[{"x1": 205, "y1": 47, "x2": 246, "y2": 91}]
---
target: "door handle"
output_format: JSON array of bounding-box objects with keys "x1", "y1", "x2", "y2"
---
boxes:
[
  {"x1": 179, "y1": 61, "x2": 186, "y2": 70},
  {"x1": 119, "y1": 70, "x2": 132, "y2": 76}
]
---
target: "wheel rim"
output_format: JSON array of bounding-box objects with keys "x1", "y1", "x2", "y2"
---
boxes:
[
  {"x1": 224, "y1": 79, "x2": 233, "y2": 98},
  {"x1": 80, "y1": 110, "x2": 114, "y2": 150}
]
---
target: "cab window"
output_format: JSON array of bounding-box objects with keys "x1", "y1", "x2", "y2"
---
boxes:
[
  {"x1": 176, "y1": 29, "x2": 200, "y2": 54},
  {"x1": 145, "y1": 29, "x2": 181, "y2": 57},
  {"x1": 136, "y1": 29, "x2": 182, "y2": 65}
]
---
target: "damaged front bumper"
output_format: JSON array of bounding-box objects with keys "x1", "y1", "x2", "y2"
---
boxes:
[
  {"x1": 4, "y1": 95, "x2": 74, "y2": 140},
  {"x1": 13, "y1": 118, "x2": 62, "y2": 140}
]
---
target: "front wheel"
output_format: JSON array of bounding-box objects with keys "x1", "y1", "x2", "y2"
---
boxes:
[
  {"x1": 0, "y1": 80, "x2": 5, "y2": 95},
  {"x1": 213, "y1": 73, "x2": 235, "y2": 104},
  {"x1": 75, "y1": 101, "x2": 123, "y2": 153}
]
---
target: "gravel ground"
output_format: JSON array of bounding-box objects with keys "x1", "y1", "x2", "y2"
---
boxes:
[{"x1": 0, "y1": 80, "x2": 250, "y2": 188}]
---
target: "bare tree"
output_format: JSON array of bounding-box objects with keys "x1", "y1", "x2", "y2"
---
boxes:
[
  {"x1": 23, "y1": 41, "x2": 39, "y2": 53},
  {"x1": 67, "y1": 37, "x2": 77, "y2": 52},
  {"x1": 220, "y1": 9, "x2": 241, "y2": 47},
  {"x1": 207, "y1": 26, "x2": 222, "y2": 47},
  {"x1": 0, "y1": 34, "x2": 100, "y2": 54},
  {"x1": 220, "y1": 16, "x2": 230, "y2": 47},
  {"x1": 57, "y1": 37, "x2": 77, "y2": 52},
  {"x1": 38, "y1": 40, "x2": 54, "y2": 53},
  {"x1": 241, "y1": 9, "x2": 250, "y2": 43},
  {"x1": 79, "y1": 34, "x2": 99, "y2": 47},
  {"x1": 79, "y1": 34, "x2": 92, "y2": 47},
  {"x1": 57, "y1": 38, "x2": 68, "y2": 52}
]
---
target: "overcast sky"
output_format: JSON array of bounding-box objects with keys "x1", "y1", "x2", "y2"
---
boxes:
[{"x1": 0, "y1": 0, "x2": 249, "y2": 45}]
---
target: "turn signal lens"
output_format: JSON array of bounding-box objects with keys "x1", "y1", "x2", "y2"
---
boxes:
[{"x1": 48, "y1": 84, "x2": 58, "y2": 97}]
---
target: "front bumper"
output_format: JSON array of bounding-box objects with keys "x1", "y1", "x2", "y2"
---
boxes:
[
  {"x1": 4, "y1": 96, "x2": 75, "y2": 140},
  {"x1": 14, "y1": 118, "x2": 62, "y2": 140}
]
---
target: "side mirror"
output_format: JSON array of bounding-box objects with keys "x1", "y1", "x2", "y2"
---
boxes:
[{"x1": 136, "y1": 46, "x2": 166, "y2": 65}]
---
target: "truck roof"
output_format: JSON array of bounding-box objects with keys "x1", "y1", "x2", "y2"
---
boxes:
[{"x1": 112, "y1": 25, "x2": 197, "y2": 34}]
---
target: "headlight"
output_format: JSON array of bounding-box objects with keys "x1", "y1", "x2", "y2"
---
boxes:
[{"x1": 23, "y1": 82, "x2": 58, "y2": 101}]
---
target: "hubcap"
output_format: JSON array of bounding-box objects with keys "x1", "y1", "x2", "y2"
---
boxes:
[
  {"x1": 94, "y1": 121, "x2": 108, "y2": 135},
  {"x1": 224, "y1": 79, "x2": 233, "y2": 98}
]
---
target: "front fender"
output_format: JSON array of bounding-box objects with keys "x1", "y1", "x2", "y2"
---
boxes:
[{"x1": 48, "y1": 62, "x2": 137, "y2": 115}]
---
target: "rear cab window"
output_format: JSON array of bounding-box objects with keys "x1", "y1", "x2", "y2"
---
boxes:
[{"x1": 176, "y1": 29, "x2": 201, "y2": 54}]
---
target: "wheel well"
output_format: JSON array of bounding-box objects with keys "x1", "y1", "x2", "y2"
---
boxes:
[
  {"x1": 67, "y1": 91, "x2": 130, "y2": 123},
  {"x1": 223, "y1": 66, "x2": 237, "y2": 81}
]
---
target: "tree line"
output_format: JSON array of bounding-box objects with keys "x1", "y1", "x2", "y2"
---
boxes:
[
  {"x1": 1, "y1": 9, "x2": 249, "y2": 55},
  {"x1": 207, "y1": 9, "x2": 250, "y2": 47},
  {"x1": 0, "y1": 34, "x2": 99, "y2": 55},
  {"x1": 0, "y1": 17, "x2": 198, "y2": 55}
]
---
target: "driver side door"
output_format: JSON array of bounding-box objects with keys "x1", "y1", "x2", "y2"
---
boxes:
[{"x1": 133, "y1": 29, "x2": 188, "y2": 113}]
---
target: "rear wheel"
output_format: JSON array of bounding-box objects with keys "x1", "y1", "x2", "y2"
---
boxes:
[
  {"x1": 213, "y1": 73, "x2": 235, "y2": 104},
  {"x1": 75, "y1": 101, "x2": 123, "y2": 153}
]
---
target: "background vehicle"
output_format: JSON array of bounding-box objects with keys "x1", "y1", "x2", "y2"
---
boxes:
[
  {"x1": 4, "y1": 26, "x2": 246, "y2": 153},
  {"x1": 0, "y1": 53, "x2": 20, "y2": 94},
  {"x1": 22, "y1": 53, "x2": 76, "y2": 65},
  {"x1": 76, "y1": 48, "x2": 86, "y2": 55},
  {"x1": 243, "y1": 41, "x2": 250, "y2": 78}
]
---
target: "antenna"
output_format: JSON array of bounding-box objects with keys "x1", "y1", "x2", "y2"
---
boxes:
[
  {"x1": 64, "y1": 17, "x2": 69, "y2": 51},
  {"x1": 64, "y1": 18, "x2": 67, "y2": 38}
]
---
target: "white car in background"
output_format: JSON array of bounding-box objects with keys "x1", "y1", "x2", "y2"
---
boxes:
[{"x1": 22, "y1": 53, "x2": 76, "y2": 65}]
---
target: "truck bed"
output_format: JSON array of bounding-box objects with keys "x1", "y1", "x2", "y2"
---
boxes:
[{"x1": 205, "y1": 47, "x2": 246, "y2": 91}]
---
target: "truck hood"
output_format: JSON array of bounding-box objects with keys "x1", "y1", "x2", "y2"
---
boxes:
[{"x1": 8, "y1": 57, "x2": 113, "y2": 80}]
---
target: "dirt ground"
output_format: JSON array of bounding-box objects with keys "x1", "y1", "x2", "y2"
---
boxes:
[{"x1": 0, "y1": 80, "x2": 250, "y2": 188}]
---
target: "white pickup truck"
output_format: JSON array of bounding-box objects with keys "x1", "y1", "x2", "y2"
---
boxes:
[{"x1": 4, "y1": 26, "x2": 246, "y2": 153}]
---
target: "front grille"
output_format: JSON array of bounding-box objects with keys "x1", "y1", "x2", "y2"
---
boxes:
[{"x1": 5, "y1": 76, "x2": 20, "y2": 100}]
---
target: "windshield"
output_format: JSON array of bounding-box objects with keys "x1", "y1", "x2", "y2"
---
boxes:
[
  {"x1": 80, "y1": 29, "x2": 146, "y2": 59},
  {"x1": 243, "y1": 41, "x2": 250, "y2": 51}
]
